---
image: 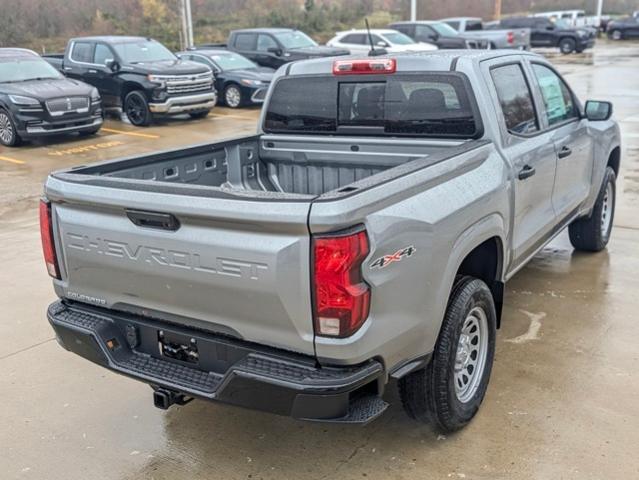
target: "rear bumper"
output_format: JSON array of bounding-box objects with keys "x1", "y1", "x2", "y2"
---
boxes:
[
  {"x1": 48, "y1": 301, "x2": 387, "y2": 424},
  {"x1": 149, "y1": 92, "x2": 217, "y2": 114}
]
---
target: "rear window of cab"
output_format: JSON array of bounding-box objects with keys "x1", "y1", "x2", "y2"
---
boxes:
[{"x1": 264, "y1": 73, "x2": 482, "y2": 138}]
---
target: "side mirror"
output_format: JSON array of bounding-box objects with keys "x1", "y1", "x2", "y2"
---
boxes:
[
  {"x1": 585, "y1": 100, "x2": 613, "y2": 121},
  {"x1": 105, "y1": 59, "x2": 120, "y2": 72},
  {"x1": 369, "y1": 47, "x2": 388, "y2": 56},
  {"x1": 267, "y1": 47, "x2": 283, "y2": 56}
]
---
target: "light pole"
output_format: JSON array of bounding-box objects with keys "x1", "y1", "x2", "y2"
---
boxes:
[
  {"x1": 410, "y1": 0, "x2": 416, "y2": 21},
  {"x1": 180, "y1": 0, "x2": 194, "y2": 49},
  {"x1": 596, "y1": 0, "x2": 604, "y2": 27}
]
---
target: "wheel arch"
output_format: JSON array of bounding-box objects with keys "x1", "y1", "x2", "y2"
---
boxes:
[
  {"x1": 607, "y1": 145, "x2": 620, "y2": 177},
  {"x1": 120, "y1": 81, "x2": 146, "y2": 103},
  {"x1": 445, "y1": 215, "x2": 507, "y2": 329}
]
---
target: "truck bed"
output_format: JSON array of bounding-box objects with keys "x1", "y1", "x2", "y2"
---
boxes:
[{"x1": 60, "y1": 134, "x2": 465, "y2": 197}]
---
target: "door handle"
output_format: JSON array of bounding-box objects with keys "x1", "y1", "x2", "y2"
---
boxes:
[
  {"x1": 88, "y1": 69, "x2": 98, "y2": 74},
  {"x1": 63, "y1": 67, "x2": 72, "y2": 71},
  {"x1": 518, "y1": 165, "x2": 536, "y2": 181},
  {"x1": 558, "y1": 146, "x2": 572, "y2": 159}
]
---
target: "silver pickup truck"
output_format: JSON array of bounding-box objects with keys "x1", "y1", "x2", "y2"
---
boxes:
[
  {"x1": 42, "y1": 51, "x2": 620, "y2": 431},
  {"x1": 442, "y1": 17, "x2": 531, "y2": 49}
]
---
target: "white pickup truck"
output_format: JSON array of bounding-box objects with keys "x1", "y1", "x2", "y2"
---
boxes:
[{"x1": 42, "y1": 51, "x2": 620, "y2": 431}]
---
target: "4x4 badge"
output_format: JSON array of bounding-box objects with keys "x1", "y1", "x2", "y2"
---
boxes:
[{"x1": 370, "y1": 246, "x2": 416, "y2": 269}]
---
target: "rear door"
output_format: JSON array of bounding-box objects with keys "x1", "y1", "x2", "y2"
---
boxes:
[
  {"x1": 63, "y1": 41, "x2": 94, "y2": 81},
  {"x1": 529, "y1": 62, "x2": 593, "y2": 221},
  {"x1": 46, "y1": 178, "x2": 316, "y2": 355},
  {"x1": 232, "y1": 32, "x2": 258, "y2": 63},
  {"x1": 486, "y1": 60, "x2": 558, "y2": 267}
]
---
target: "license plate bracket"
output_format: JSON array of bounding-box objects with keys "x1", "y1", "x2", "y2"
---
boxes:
[{"x1": 158, "y1": 330, "x2": 199, "y2": 364}]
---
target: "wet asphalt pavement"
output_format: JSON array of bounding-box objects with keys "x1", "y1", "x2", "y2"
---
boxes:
[{"x1": 1, "y1": 42, "x2": 638, "y2": 479}]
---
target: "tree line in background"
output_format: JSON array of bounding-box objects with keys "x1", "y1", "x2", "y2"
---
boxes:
[{"x1": 1, "y1": 0, "x2": 637, "y2": 52}]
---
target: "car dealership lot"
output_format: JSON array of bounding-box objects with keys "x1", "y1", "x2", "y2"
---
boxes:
[{"x1": 2, "y1": 42, "x2": 639, "y2": 479}]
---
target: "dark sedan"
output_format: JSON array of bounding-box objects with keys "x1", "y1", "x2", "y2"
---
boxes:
[
  {"x1": 178, "y1": 49, "x2": 273, "y2": 108},
  {"x1": 0, "y1": 48, "x2": 102, "y2": 146},
  {"x1": 607, "y1": 16, "x2": 639, "y2": 40}
]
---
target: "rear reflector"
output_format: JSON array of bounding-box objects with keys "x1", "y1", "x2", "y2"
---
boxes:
[
  {"x1": 312, "y1": 228, "x2": 370, "y2": 338},
  {"x1": 39, "y1": 200, "x2": 60, "y2": 279},
  {"x1": 507, "y1": 31, "x2": 515, "y2": 44},
  {"x1": 333, "y1": 58, "x2": 396, "y2": 75}
]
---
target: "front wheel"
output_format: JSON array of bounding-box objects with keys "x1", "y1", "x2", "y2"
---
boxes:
[
  {"x1": 610, "y1": 30, "x2": 622, "y2": 41},
  {"x1": 569, "y1": 167, "x2": 616, "y2": 252},
  {"x1": 224, "y1": 84, "x2": 243, "y2": 108},
  {"x1": 559, "y1": 37, "x2": 576, "y2": 54},
  {"x1": 0, "y1": 109, "x2": 22, "y2": 147},
  {"x1": 399, "y1": 276, "x2": 496, "y2": 432},
  {"x1": 124, "y1": 91, "x2": 152, "y2": 127}
]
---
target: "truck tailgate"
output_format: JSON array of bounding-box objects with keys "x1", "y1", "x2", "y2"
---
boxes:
[{"x1": 45, "y1": 177, "x2": 315, "y2": 355}]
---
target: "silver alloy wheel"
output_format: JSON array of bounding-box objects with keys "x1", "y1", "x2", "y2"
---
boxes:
[
  {"x1": 0, "y1": 112, "x2": 14, "y2": 145},
  {"x1": 612, "y1": 30, "x2": 622, "y2": 40},
  {"x1": 225, "y1": 86, "x2": 241, "y2": 108},
  {"x1": 454, "y1": 306, "x2": 489, "y2": 403},
  {"x1": 601, "y1": 181, "x2": 614, "y2": 239}
]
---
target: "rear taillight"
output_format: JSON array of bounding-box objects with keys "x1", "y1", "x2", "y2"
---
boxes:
[
  {"x1": 333, "y1": 58, "x2": 396, "y2": 75},
  {"x1": 39, "y1": 199, "x2": 60, "y2": 279},
  {"x1": 507, "y1": 31, "x2": 515, "y2": 44},
  {"x1": 312, "y1": 228, "x2": 370, "y2": 338}
]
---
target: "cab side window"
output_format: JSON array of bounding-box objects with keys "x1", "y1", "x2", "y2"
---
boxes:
[
  {"x1": 71, "y1": 42, "x2": 94, "y2": 63},
  {"x1": 532, "y1": 64, "x2": 578, "y2": 126},
  {"x1": 93, "y1": 44, "x2": 113, "y2": 65},
  {"x1": 257, "y1": 34, "x2": 278, "y2": 52},
  {"x1": 234, "y1": 33, "x2": 256, "y2": 51},
  {"x1": 491, "y1": 63, "x2": 539, "y2": 135}
]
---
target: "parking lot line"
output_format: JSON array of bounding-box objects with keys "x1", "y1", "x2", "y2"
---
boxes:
[
  {"x1": 100, "y1": 127, "x2": 160, "y2": 139},
  {"x1": 0, "y1": 155, "x2": 25, "y2": 165}
]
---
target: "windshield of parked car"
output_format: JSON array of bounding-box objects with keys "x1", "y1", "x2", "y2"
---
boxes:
[
  {"x1": 0, "y1": 58, "x2": 62, "y2": 83},
  {"x1": 382, "y1": 32, "x2": 416, "y2": 45},
  {"x1": 113, "y1": 40, "x2": 176, "y2": 63},
  {"x1": 209, "y1": 52, "x2": 257, "y2": 71},
  {"x1": 431, "y1": 22, "x2": 459, "y2": 36},
  {"x1": 265, "y1": 73, "x2": 480, "y2": 138},
  {"x1": 274, "y1": 31, "x2": 317, "y2": 49}
]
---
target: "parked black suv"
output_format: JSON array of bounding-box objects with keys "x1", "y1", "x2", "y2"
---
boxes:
[
  {"x1": 496, "y1": 17, "x2": 594, "y2": 53},
  {"x1": 178, "y1": 49, "x2": 274, "y2": 108},
  {"x1": 389, "y1": 21, "x2": 490, "y2": 49},
  {"x1": 44, "y1": 37, "x2": 216, "y2": 126},
  {"x1": 0, "y1": 49, "x2": 102, "y2": 146},
  {"x1": 222, "y1": 28, "x2": 349, "y2": 69}
]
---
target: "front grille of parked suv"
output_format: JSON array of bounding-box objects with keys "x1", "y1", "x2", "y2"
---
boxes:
[
  {"x1": 46, "y1": 97, "x2": 90, "y2": 117},
  {"x1": 153, "y1": 72, "x2": 214, "y2": 95}
]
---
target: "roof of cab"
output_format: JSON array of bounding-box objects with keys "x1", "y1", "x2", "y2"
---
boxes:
[
  {"x1": 285, "y1": 49, "x2": 539, "y2": 76},
  {"x1": 0, "y1": 48, "x2": 39, "y2": 58},
  {"x1": 71, "y1": 36, "x2": 152, "y2": 44}
]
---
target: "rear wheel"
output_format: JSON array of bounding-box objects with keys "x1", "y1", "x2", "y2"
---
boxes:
[
  {"x1": 559, "y1": 37, "x2": 576, "y2": 54},
  {"x1": 569, "y1": 167, "x2": 616, "y2": 252},
  {"x1": 224, "y1": 84, "x2": 243, "y2": 108},
  {"x1": 0, "y1": 109, "x2": 22, "y2": 147},
  {"x1": 610, "y1": 30, "x2": 623, "y2": 40},
  {"x1": 399, "y1": 276, "x2": 496, "y2": 432},
  {"x1": 124, "y1": 91, "x2": 152, "y2": 127}
]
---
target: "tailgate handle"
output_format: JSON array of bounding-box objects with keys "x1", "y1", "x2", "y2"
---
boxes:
[{"x1": 126, "y1": 210, "x2": 180, "y2": 231}]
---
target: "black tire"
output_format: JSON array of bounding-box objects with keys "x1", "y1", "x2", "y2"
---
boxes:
[
  {"x1": 609, "y1": 30, "x2": 623, "y2": 41},
  {"x1": 124, "y1": 90, "x2": 152, "y2": 127},
  {"x1": 0, "y1": 108, "x2": 22, "y2": 147},
  {"x1": 223, "y1": 84, "x2": 243, "y2": 108},
  {"x1": 559, "y1": 37, "x2": 576, "y2": 54},
  {"x1": 189, "y1": 110, "x2": 210, "y2": 119},
  {"x1": 399, "y1": 276, "x2": 497, "y2": 432},
  {"x1": 569, "y1": 167, "x2": 616, "y2": 252}
]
